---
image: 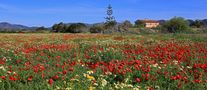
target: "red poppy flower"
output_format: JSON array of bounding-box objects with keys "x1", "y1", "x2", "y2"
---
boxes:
[
  {"x1": 9, "y1": 76, "x2": 16, "y2": 81},
  {"x1": 194, "y1": 79, "x2": 201, "y2": 83},
  {"x1": 1, "y1": 76, "x2": 6, "y2": 80},
  {"x1": 48, "y1": 79, "x2": 54, "y2": 85},
  {"x1": 136, "y1": 78, "x2": 141, "y2": 83},
  {"x1": 63, "y1": 70, "x2": 67, "y2": 74},
  {"x1": 149, "y1": 87, "x2": 153, "y2": 90},
  {"x1": 28, "y1": 76, "x2": 33, "y2": 81},
  {"x1": 16, "y1": 60, "x2": 21, "y2": 63},
  {"x1": 53, "y1": 75, "x2": 59, "y2": 80},
  {"x1": 33, "y1": 66, "x2": 38, "y2": 73}
]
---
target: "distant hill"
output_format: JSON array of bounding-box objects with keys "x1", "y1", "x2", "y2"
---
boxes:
[
  {"x1": 63, "y1": 22, "x2": 122, "y2": 27},
  {"x1": 0, "y1": 22, "x2": 37, "y2": 31},
  {"x1": 187, "y1": 19, "x2": 194, "y2": 25},
  {"x1": 203, "y1": 19, "x2": 207, "y2": 25},
  {"x1": 63, "y1": 23, "x2": 89, "y2": 26},
  {"x1": 64, "y1": 23, "x2": 101, "y2": 27},
  {"x1": 158, "y1": 20, "x2": 166, "y2": 25},
  {"x1": 158, "y1": 19, "x2": 207, "y2": 26}
]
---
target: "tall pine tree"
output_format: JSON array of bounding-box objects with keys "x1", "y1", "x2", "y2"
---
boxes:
[
  {"x1": 104, "y1": 4, "x2": 117, "y2": 32},
  {"x1": 105, "y1": 4, "x2": 115, "y2": 22}
]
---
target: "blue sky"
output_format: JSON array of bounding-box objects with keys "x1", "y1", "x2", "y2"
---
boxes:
[{"x1": 0, "y1": 0, "x2": 207, "y2": 27}]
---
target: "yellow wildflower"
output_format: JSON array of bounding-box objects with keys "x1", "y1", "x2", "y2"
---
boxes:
[
  {"x1": 89, "y1": 86, "x2": 93, "y2": 90},
  {"x1": 87, "y1": 75, "x2": 95, "y2": 80}
]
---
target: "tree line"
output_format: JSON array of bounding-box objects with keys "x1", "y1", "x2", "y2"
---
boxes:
[
  {"x1": 1, "y1": 17, "x2": 206, "y2": 33},
  {"x1": 49, "y1": 17, "x2": 207, "y2": 34}
]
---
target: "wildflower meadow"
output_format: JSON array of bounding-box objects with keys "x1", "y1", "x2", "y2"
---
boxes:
[{"x1": 0, "y1": 33, "x2": 207, "y2": 90}]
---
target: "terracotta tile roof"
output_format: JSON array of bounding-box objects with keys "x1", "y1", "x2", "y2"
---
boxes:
[{"x1": 142, "y1": 20, "x2": 159, "y2": 23}]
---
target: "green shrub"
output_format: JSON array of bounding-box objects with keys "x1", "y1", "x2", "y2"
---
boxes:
[
  {"x1": 66, "y1": 23, "x2": 87, "y2": 33},
  {"x1": 90, "y1": 25, "x2": 104, "y2": 33},
  {"x1": 162, "y1": 17, "x2": 190, "y2": 33}
]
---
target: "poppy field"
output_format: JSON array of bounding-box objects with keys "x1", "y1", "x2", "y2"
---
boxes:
[{"x1": 0, "y1": 33, "x2": 207, "y2": 90}]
